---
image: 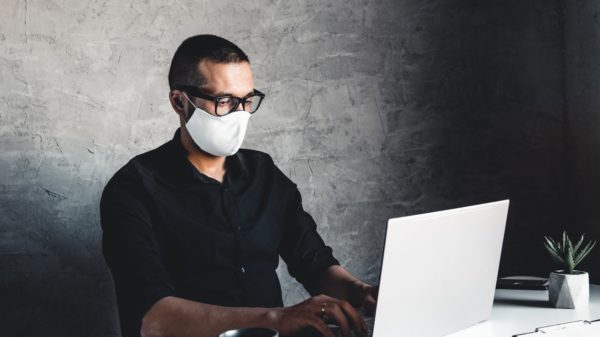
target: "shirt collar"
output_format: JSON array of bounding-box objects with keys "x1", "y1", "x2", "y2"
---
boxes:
[{"x1": 169, "y1": 128, "x2": 249, "y2": 185}]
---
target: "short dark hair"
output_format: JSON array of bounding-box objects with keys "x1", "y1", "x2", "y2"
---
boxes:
[{"x1": 168, "y1": 34, "x2": 249, "y2": 90}]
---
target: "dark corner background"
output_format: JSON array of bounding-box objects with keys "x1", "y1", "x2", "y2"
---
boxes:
[{"x1": 1, "y1": 0, "x2": 600, "y2": 336}]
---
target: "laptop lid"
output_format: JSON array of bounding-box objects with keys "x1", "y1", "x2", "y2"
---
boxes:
[{"x1": 372, "y1": 200, "x2": 509, "y2": 337}]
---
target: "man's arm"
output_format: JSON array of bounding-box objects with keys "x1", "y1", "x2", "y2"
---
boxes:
[
  {"x1": 141, "y1": 293, "x2": 365, "y2": 337},
  {"x1": 272, "y1": 171, "x2": 374, "y2": 335},
  {"x1": 141, "y1": 297, "x2": 271, "y2": 337},
  {"x1": 272, "y1": 166, "x2": 378, "y2": 316},
  {"x1": 312, "y1": 265, "x2": 378, "y2": 315}
]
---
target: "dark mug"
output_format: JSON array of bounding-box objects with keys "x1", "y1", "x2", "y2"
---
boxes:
[{"x1": 218, "y1": 328, "x2": 279, "y2": 337}]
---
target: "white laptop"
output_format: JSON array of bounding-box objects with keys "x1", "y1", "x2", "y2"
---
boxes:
[{"x1": 372, "y1": 200, "x2": 509, "y2": 337}]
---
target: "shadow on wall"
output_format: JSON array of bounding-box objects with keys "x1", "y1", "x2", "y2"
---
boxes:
[
  {"x1": 565, "y1": 0, "x2": 600, "y2": 283},
  {"x1": 0, "y1": 193, "x2": 120, "y2": 337},
  {"x1": 383, "y1": 0, "x2": 567, "y2": 277}
]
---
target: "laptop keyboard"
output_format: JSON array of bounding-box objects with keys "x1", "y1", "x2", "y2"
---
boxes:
[
  {"x1": 298, "y1": 316, "x2": 375, "y2": 337},
  {"x1": 331, "y1": 316, "x2": 375, "y2": 337}
]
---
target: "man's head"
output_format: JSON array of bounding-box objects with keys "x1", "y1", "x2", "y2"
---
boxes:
[
  {"x1": 168, "y1": 34, "x2": 249, "y2": 90},
  {"x1": 168, "y1": 35, "x2": 256, "y2": 117},
  {"x1": 168, "y1": 35, "x2": 262, "y2": 157}
]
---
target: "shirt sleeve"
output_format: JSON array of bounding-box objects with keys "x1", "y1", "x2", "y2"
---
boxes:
[
  {"x1": 100, "y1": 166, "x2": 176, "y2": 337},
  {"x1": 277, "y1": 179, "x2": 340, "y2": 292}
]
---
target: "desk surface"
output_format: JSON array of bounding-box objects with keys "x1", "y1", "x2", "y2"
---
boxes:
[
  {"x1": 445, "y1": 284, "x2": 600, "y2": 337},
  {"x1": 329, "y1": 285, "x2": 600, "y2": 337}
]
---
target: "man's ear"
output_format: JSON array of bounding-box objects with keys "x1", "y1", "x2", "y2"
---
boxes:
[
  {"x1": 174, "y1": 97, "x2": 183, "y2": 108},
  {"x1": 169, "y1": 91, "x2": 187, "y2": 117}
]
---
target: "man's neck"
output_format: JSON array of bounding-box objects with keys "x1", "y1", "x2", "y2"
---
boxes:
[{"x1": 180, "y1": 129, "x2": 226, "y2": 183}]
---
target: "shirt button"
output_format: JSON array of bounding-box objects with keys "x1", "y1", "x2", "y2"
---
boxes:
[
  {"x1": 240, "y1": 267, "x2": 246, "y2": 273},
  {"x1": 236, "y1": 226, "x2": 242, "y2": 231}
]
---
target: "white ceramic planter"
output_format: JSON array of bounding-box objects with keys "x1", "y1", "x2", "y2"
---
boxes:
[{"x1": 548, "y1": 270, "x2": 589, "y2": 309}]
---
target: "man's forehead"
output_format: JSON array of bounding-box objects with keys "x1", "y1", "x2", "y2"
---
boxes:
[
  {"x1": 196, "y1": 59, "x2": 253, "y2": 95},
  {"x1": 197, "y1": 60, "x2": 252, "y2": 81}
]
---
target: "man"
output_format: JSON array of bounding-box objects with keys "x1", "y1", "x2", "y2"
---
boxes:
[{"x1": 100, "y1": 34, "x2": 377, "y2": 337}]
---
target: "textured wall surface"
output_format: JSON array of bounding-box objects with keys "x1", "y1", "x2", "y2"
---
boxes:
[
  {"x1": 1, "y1": 0, "x2": 567, "y2": 336},
  {"x1": 565, "y1": 0, "x2": 600, "y2": 283}
]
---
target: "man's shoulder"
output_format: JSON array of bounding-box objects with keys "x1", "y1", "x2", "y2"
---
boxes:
[
  {"x1": 237, "y1": 148, "x2": 294, "y2": 186},
  {"x1": 104, "y1": 140, "x2": 173, "y2": 191},
  {"x1": 237, "y1": 148, "x2": 282, "y2": 174},
  {"x1": 237, "y1": 148, "x2": 274, "y2": 164}
]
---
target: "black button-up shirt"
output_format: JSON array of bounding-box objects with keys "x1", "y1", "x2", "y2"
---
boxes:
[{"x1": 100, "y1": 129, "x2": 339, "y2": 337}]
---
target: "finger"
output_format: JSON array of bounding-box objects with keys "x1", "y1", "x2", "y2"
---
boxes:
[
  {"x1": 337, "y1": 299, "x2": 367, "y2": 336},
  {"x1": 353, "y1": 284, "x2": 375, "y2": 308},
  {"x1": 324, "y1": 303, "x2": 351, "y2": 337},
  {"x1": 371, "y1": 285, "x2": 379, "y2": 299},
  {"x1": 317, "y1": 295, "x2": 367, "y2": 334},
  {"x1": 307, "y1": 316, "x2": 335, "y2": 337},
  {"x1": 364, "y1": 294, "x2": 377, "y2": 315}
]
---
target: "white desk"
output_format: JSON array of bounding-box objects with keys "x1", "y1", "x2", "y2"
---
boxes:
[{"x1": 446, "y1": 284, "x2": 600, "y2": 336}]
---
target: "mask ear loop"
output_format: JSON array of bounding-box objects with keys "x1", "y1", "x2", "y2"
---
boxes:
[{"x1": 181, "y1": 92, "x2": 198, "y2": 121}]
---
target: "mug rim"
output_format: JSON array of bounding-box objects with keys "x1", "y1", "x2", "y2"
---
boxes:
[{"x1": 218, "y1": 327, "x2": 279, "y2": 337}]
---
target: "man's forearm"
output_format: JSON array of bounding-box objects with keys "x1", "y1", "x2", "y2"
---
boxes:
[
  {"x1": 312, "y1": 265, "x2": 368, "y2": 304},
  {"x1": 141, "y1": 296, "x2": 277, "y2": 337}
]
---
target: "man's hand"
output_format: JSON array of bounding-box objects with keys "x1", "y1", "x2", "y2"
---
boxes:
[
  {"x1": 348, "y1": 283, "x2": 379, "y2": 315},
  {"x1": 313, "y1": 265, "x2": 379, "y2": 316},
  {"x1": 267, "y1": 294, "x2": 368, "y2": 337}
]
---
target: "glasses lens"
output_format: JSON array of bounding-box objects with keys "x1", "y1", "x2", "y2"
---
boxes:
[
  {"x1": 214, "y1": 94, "x2": 264, "y2": 115},
  {"x1": 245, "y1": 95, "x2": 264, "y2": 114},
  {"x1": 215, "y1": 97, "x2": 240, "y2": 116}
]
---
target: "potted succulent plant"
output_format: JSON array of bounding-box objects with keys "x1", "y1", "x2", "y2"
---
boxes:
[{"x1": 544, "y1": 231, "x2": 596, "y2": 309}]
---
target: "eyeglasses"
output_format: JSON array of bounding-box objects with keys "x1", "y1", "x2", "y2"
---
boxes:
[{"x1": 173, "y1": 85, "x2": 265, "y2": 116}]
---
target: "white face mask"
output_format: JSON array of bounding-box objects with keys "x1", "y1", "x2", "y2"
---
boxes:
[{"x1": 183, "y1": 94, "x2": 251, "y2": 157}]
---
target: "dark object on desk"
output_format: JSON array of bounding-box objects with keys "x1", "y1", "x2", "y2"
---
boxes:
[
  {"x1": 497, "y1": 277, "x2": 549, "y2": 290},
  {"x1": 295, "y1": 317, "x2": 375, "y2": 337}
]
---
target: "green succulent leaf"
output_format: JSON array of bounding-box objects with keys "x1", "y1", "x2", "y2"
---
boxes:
[
  {"x1": 574, "y1": 234, "x2": 585, "y2": 253},
  {"x1": 544, "y1": 240, "x2": 565, "y2": 265},
  {"x1": 574, "y1": 240, "x2": 597, "y2": 266},
  {"x1": 545, "y1": 231, "x2": 596, "y2": 274},
  {"x1": 545, "y1": 236, "x2": 558, "y2": 250},
  {"x1": 544, "y1": 237, "x2": 562, "y2": 255},
  {"x1": 566, "y1": 243, "x2": 575, "y2": 274},
  {"x1": 547, "y1": 235, "x2": 562, "y2": 251},
  {"x1": 567, "y1": 234, "x2": 574, "y2": 252}
]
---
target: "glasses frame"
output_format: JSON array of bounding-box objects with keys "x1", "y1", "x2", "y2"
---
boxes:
[{"x1": 173, "y1": 84, "x2": 265, "y2": 116}]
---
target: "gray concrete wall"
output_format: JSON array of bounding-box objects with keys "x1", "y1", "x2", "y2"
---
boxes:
[
  {"x1": 1, "y1": 0, "x2": 566, "y2": 336},
  {"x1": 565, "y1": 0, "x2": 600, "y2": 282}
]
